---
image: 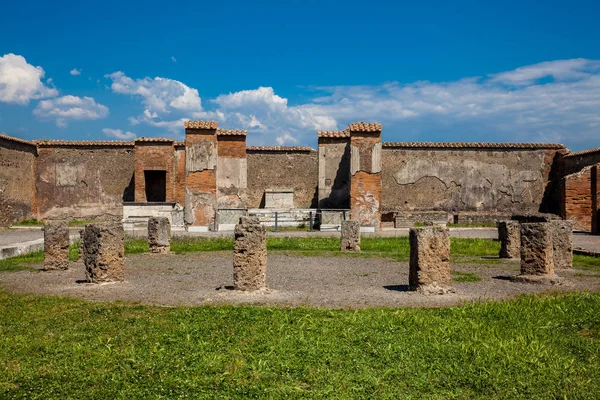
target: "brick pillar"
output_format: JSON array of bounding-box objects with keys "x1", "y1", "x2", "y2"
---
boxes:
[
  {"x1": 317, "y1": 131, "x2": 350, "y2": 209},
  {"x1": 216, "y1": 130, "x2": 248, "y2": 209},
  {"x1": 348, "y1": 122, "x2": 382, "y2": 231},
  {"x1": 184, "y1": 121, "x2": 218, "y2": 231},
  {"x1": 133, "y1": 139, "x2": 176, "y2": 203}
]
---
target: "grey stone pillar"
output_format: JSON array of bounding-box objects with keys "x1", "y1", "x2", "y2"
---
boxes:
[
  {"x1": 233, "y1": 216, "x2": 267, "y2": 291},
  {"x1": 148, "y1": 217, "x2": 171, "y2": 254},
  {"x1": 44, "y1": 220, "x2": 70, "y2": 270},
  {"x1": 498, "y1": 220, "x2": 520, "y2": 259},
  {"x1": 340, "y1": 220, "x2": 360, "y2": 252},
  {"x1": 513, "y1": 222, "x2": 561, "y2": 284},
  {"x1": 550, "y1": 220, "x2": 573, "y2": 270},
  {"x1": 83, "y1": 222, "x2": 125, "y2": 283},
  {"x1": 409, "y1": 226, "x2": 453, "y2": 294}
]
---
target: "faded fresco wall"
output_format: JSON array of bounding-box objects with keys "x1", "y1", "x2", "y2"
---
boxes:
[
  {"x1": 318, "y1": 138, "x2": 350, "y2": 209},
  {"x1": 381, "y1": 147, "x2": 561, "y2": 215},
  {"x1": 0, "y1": 136, "x2": 37, "y2": 226},
  {"x1": 36, "y1": 145, "x2": 135, "y2": 220},
  {"x1": 247, "y1": 148, "x2": 318, "y2": 209}
]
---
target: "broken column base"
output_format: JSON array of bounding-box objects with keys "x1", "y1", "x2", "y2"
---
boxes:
[
  {"x1": 413, "y1": 284, "x2": 456, "y2": 295},
  {"x1": 511, "y1": 274, "x2": 564, "y2": 285},
  {"x1": 149, "y1": 246, "x2": 170, "y2": 254}
]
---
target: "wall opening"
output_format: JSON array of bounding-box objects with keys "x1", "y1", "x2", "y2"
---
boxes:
[{"x1": 144, "y1": 170, "x2": 167, "y2": 202}]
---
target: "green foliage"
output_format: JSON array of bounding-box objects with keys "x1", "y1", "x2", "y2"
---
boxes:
[
  {"x1": 573, "y1": 254, "x2": 600, "y2": 272},
  {"x1": 0, "y1": 291, "x2": 599, "y2": 398},
  {"x1": 0, "y1": 251, "x2": 43, "y2": 272},
  {"x1": 12, "y1": 219, "x2": 43, "y2": 226}
]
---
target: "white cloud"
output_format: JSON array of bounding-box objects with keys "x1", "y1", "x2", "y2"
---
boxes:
[
  {"x1": 171, "y1": 56, "x2": 177, "y2": 63},
  {"x1": 33, "y1": 95, "x2": 109, "y2": 127},
  {"x1": 276, "y1": 133, "x2": 297, "y2": 145},
  {"x1": 0, "y1": 53, "x2": 58, "y2": 104},
  {"x1": 490, "y1": 58, "x2": 600, "y2": 86},
  {"x1": 102, "y1": 128, "x2": 136, "y2": 140},
  {"x1": 70, "y1": 68, "x2": 81, "y2": 76}
]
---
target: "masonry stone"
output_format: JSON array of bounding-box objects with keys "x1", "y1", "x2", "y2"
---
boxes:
[
  {"x1": 43, "y1": 220, "x2": 70, "y2": 270},
  {"x1": 550, "y1": 220, "x2": 573, "y2": 269},
  {"x1": 233, "y1": 216, "x2": 267, "y2": 291},
  {"x1": 513, "y1": 222, "x2": 562, "y2": 284},
  {"x1": 340, "y1": 220, "x2": 360, "y2": 252},
  {"x1": 409, "y1": 226, "x2": 452, "y2": 294},
  {"x1": 498, "y1": 220, "x2": 521, "y2": 259},
  {"x1": 148, "y1": 217, "x2": 171, "y2": 253},
  {"x1": 83, "y1": 222, "x2": 125, "y2": 283}
]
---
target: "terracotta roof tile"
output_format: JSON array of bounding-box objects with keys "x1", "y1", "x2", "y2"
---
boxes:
[
  {"x1": 0, "y1": 133, "x2": 36, "y2": 146},
  {"x1": 184, "y1": 120, "x2": 219, "y2": 129},
  {"x1": 174, "y1": 141, "x2": 185, "y2": 147},
  {"x1": 382, "y1": 142, "x2": 566, "y2": 150},
  {"x1": 35, "y1": 140, "x2": 134, "y2": 147},
  {"x1": 317, "y1": 129, "x2": 350, "y2": 138},
  {"x1": 348, "y1": 122, "x2": 383, "y2": 132},
  {"x1": 246, "y1": 146, "x2": 316, "y2": 152},
  {"x1": 216, "y1": 128, "x2": 248, "y2": 136},
  {"x1": 134, "y1": 137, "x2": 174, "y2": 143},
  {"x1": 564, "y1": 147, "x2": 600, "y2": 158}
]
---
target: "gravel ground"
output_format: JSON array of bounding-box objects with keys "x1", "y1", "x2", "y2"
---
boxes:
[{"x1": 1, "y1": 252, "x2": 599, "y2": 308}]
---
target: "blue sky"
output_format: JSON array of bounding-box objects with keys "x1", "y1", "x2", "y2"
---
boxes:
[{"x1": 1, "y1": 0, "x2": 600, "y2": 150}]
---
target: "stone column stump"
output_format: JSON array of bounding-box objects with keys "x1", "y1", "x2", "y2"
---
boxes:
[
  {"x1": 498, "y1": 220, "x2": 520, "y2": 259},
  {"x1": 409, "y1": 226, "x2": 453, "y2": 294},
  {"x1": 233, "y1": 216, "x2": 267, "y2": 291},
  {"x1": 512, "y1": 222, "x2": 561, "y2": 284},
  {"x1": 83, "y1": 222, "x2": 125, "y2": 283},
  {"x1": 341, "y1": 220, "x2": 361, "y2": 252},
  {"x1": 44, "y1": 220, "x2": 70, "y2": 271},
  {"x1": 148, "y1": 217, "x2": 171, "y2": 254},
  {"x1": 550, "y1": 220, "x2": 573, "y2": 270}
]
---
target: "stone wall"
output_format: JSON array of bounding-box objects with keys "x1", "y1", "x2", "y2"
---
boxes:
[
  {"x1": 318, "y1": 137, "x2": 350, "y2": 209},
  {"x1": 246, "y1": 147, "x2": 318, "y2": 209},
  {"x1": 35, "y1": 143, "x2": 134, "y2": 220},
  {"x1": 561, "y1": 164, "x2": 597, "y2": 232},
  {"x1": 217, "y1": 134, "x2": 247, "y2": 209},
  {"x1": 381, "y1": 145, "x2": 561, "y2": 215},
  {"x1": 0, "y1": 135, "x2": 37, "y2": 226},
  {"x1": 133, "y1": 139, "x2": 176, "y2": 202}
]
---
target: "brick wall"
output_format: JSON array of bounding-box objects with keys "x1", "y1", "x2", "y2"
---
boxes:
[
  {"x1": 133, "y1": 141, "x2": 175, "y2": 202},
  {"x1": 562, "y1": 164, "x2": 596, "y2": 232}
]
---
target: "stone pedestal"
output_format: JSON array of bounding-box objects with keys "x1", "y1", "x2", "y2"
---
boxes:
[
  {"x1": 148, "y1": 217, "x2": 171, "y2": 253},
  {"x1": 83, "y1": 222, "x2": 125, "y2": 283},
  {"x1": 44, "y1": 220, "x2": 70, "y2": 270},
  {"x1": 340, "y1": 220, "x2": 360, "y2": 252},
  {"x1": 550, "y1": 220, "x2": 573, "y2": 270},
  {"x1": 409, "y1": 226, "x2": 452, "y2": 294},
  {"x1": 233, "y1": 216, "x2": 267, "y2": 291},
  {"x1": 513, "y1": 222, "x2": 561, "y2": 284},
  {"x1": 498, "y1": 220, "x2": 520, "y2": 259}
]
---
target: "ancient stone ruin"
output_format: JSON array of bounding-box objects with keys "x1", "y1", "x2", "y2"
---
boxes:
[
  {"x1": 148, "y1": 217, "x2": 171, "y2": 254},
  {"x1": 498, "y1": 220, "x2": 520, "y2": 259},
  {"x1": 43, "y1": 219, "x2": 70, "y2": 271},
  {"x1": 82, "y1": 222, "x2": 125, "y2": 283},
  {"x1": 513, "y1": 222, "x2": 561, "y2": 284},
  {"x1": 233, "y1": 216, "x2": 267, "y2": 291},
  {"x1": 409, "y1": 226, "x2": 453, "y2": 294},
  {"x1": 551, "y1": 220, "x2": 573, "y2": 270},
  {"x1": 340, "y1": 220, "x2": 361, "y2": 252}
]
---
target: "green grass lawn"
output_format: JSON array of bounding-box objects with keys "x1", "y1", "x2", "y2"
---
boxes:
[{"x1": 0, "y1": 291, "x2": 598, "y2": 398}]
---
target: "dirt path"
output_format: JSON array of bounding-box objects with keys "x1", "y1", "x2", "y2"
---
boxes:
[{"x1": 1, "y1": 252, "x2": 598, "y2": 308}]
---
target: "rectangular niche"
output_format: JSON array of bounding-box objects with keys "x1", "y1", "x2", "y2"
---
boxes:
[{"x1": 144, "y1": 170, "x2": 167, "y2": 202}]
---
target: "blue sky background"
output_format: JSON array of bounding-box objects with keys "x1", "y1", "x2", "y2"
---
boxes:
[{"x1": 1, "y1": 0, "x2": 599, "y2": 149}]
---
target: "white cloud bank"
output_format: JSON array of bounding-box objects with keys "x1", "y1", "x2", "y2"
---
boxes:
[
  {"x1": 102, "y1": 128, "x2": 136, "y2": 140},
  {"x1": 0, "y1": 53, "x2": 58, "y2": 104},
  {"x1": 34, "y1": 95, "x2": 109, "y2": 127},
  {"x1": 70, "y1": 68, "x2": 81, "y2": 76},
  {"x1": 107, "y1": 59, "x2": 600, "y2": 149}
]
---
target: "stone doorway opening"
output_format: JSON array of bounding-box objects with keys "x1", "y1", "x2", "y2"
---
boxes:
[{"x1": 144, "y1": 170, "x2": 167, "y2": 202}]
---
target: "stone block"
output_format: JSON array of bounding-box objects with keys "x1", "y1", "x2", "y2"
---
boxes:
[
  {"x1": 340, "y1": 220, "x2": 360, "y2": 252},
  {"x1": 148, "y1": 217, "x2": 171, "y2": 254},
  {"x1": 409, "y1": 226, "x2": 452, "y2": 294},
  {"x1": 233, "y1": 216, "x2": 267, "y2": 291},
  {"x1": 83, "y1": 222, "x2": 125, "y2": 283},
  {"x1": 550, "y1": 220, "x2": 573, "y2": 269},
  {"x1": 44, "y1": 220, "x2": 70, "y2": 270},
  {"x1": 498, "y1": 220, "x2": 520, "y2": 259},
  {"x1": 519, "y1": 222, "x2": 555, "y2": 276}
]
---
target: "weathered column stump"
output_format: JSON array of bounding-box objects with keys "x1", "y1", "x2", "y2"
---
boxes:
[
  {"x1": 148, "y1": 217, "x2": 171, "y2": 254},
  {"x1": 83, "y1": 222, "x2": 125, "y2": 283},
  {"x1": 43, "y1": 220, "x2": 70, "y2": 271},
  {"x1": 498, "y1": 220, "x2": 520, "y2": 259},
  {"x1": 341, "y1": 220, "x2": 361, "y2": 252},
  {"x1": 233, "y1": 216, "x2": 267, "y2": 291},
  {"x1": 512, "y1": 222, "x2": 562, "y2": 285},
  {"x1": 550, "y1": 220, "x2": 573, "y2": 270},
  {"x1": 409, "y1": 226, "x2": 454, "y2": 294},
  {"x1": 78, "y1": 229, "x2": 84, "y2": 259}
]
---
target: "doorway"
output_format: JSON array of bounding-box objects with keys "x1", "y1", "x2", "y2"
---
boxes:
[{"x1": 144, "y1": 170, "x2": 167, "y2": 202}]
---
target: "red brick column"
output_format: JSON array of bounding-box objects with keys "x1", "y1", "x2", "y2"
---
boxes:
[
  {"x1": 133, "y1": 139, "x2": 175, "y2": 202},
  {"x1": 349, "y1": 122, "x2": 382, "y2": 231},
  {"x1": 184, "y1": 121, "x2": 218, "y2": 230},
  {"x1": 216, "y1": 130, "x2": 248, "y2": 209}
]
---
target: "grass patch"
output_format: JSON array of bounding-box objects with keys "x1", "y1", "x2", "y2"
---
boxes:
[
  {"x1": 0, "y1": 251, "x2": 43, "y2": 272},
  {"x1": 452, "y1": 271, "x2": 482, "y2": 282},
  {"x1": 0, "y1": 291, "x2": 599, "y2": 398},
  {"x1": 11, "y1": 219, "x2": 43, "y2": 227},
  {"x1": 573, "y1": 254, "x2": 600, "y2": 273}
]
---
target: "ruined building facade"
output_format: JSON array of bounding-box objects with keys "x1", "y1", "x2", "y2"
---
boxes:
[{"x1": 1, "y1": 121, "x2": 599, "y2": 232}]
